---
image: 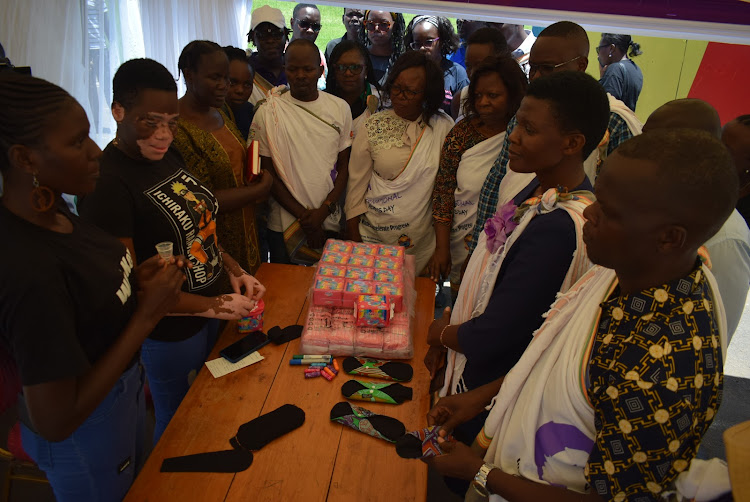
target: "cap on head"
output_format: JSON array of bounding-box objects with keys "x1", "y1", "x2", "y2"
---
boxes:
[{"x1": 250, "y1": 5, "x2": 286, "y2": 31}]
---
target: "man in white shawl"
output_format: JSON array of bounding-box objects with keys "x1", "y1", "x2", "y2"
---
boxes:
[
  {"x1": 249, "y1": 39, "x2": 353, "y2": 264},
  {"x1": 425, "y1": 129, "x2": 737, "y2": 502}
]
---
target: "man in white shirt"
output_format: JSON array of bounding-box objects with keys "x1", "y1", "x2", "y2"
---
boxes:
[
  {"x1": 249, "y1": 39, "x2": 353, "y2": 263},
  {"x1": 644, "y1": 98, "x2": 750, "y2": 342}
]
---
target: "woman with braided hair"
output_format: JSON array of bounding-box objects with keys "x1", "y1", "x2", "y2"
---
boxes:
[
  {"x1": 358, "y1": 10, "x2": 406, "y2": 84},
  {"x1": 405, "y1": 15, "x2": 469, "y2": 116},
  {"x1": 597, "y1": 33, "x2": 644, "y2": 111},
  {"x1": 0, "y1": 72, "x2": 185, "y2": 501}
]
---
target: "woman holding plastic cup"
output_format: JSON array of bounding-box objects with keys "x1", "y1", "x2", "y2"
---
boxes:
[
  {"x1": 80, "y1": 59, "x2": 266, "y2": 444},
  {"x1": 0, "y1": 72, "x2": 185, "y2": 501}
]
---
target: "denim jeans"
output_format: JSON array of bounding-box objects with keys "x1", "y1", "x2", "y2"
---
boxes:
[
  {"x1": 21, "y1": 362, "x2": 146, "y2": 502},
  {"x1": 141, "y1": 319, "x2": 219, "y2": 444}
]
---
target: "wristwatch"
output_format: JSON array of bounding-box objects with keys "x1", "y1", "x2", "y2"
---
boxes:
[
  {"x1": 323, "y1": 199, "x2": 338, "y2": 215},
  {"x1": 471, "y1": 462, "x2": 498, "y2": 497}
]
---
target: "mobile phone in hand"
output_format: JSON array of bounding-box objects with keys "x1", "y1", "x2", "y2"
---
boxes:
[{"x1": 220, "y1": 331, "x2": 269, "y2": 363}]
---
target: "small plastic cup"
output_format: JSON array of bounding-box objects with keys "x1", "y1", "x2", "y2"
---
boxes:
[{"x1": 155, "y1": 241, "x2": 174, "y2": 261}]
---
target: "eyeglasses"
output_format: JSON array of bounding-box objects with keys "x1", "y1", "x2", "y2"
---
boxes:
[
  {"x1": 254, "y1": 27, "x2": 287, "y2": 40},
  {"x1": 390, "y1": 84, "x2": 423, "y2": 100},
  {"x1": 409, "y1": 37, "x2": 440, "y2": 50},
  {"x1": 528, "y1": 55, "x2": 582, "y2": 77},
  {"x1": 295, "y1": 19, "x2": 322, "y2": 32},
  {"x1": 334, "y1": 63, "x2": 364, "y2": 75},
  {"x1": 366, "y1": 21, "x2": 392, "y2": 32}
]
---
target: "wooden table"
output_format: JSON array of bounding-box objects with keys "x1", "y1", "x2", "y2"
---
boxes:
[{"x1": 125, "y1": 263, "x2": 435, "y2": 502}]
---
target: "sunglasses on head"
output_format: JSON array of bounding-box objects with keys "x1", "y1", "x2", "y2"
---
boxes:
[
  {"x1": 409, "y1": 37, "x2": 440, "y2": 50},
  {"x1": 334, "y1": 63, "x2": 364, "y2": 75},
  {"x1": 295, "y1": 19, "x2": 321, "y2": 32},
  {"x1": 366, "y1": 21, "x2": 392, "y2": 32}
]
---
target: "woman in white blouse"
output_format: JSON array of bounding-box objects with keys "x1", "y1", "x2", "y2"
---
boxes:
[{"x1": 345, "y1": 51, "x2": 454, "y2": 273}]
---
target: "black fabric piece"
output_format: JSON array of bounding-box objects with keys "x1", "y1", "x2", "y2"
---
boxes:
[
  {"x1": 235, "y1": 404, "x2": 305, "y2": 450},
  {"x1": 160, "y1": 449, "x2": 253, "y2": 473},
  {"x1": 329, "y1": 402, "x2": 406, "y2": 443},
  {"x1": 159, "y1": 404, "x2": 304, "y2": 474},
  {"x1": 267, "y1": 324, "x2": 304, "y2": 345},
  {"x1": 394, "y1": 433, "x2": 424, "y2": 459},
  {"x1": 341, "y1": 380, "x2": 413, "y2": 404},
  {"x1": 342, "y1": 357, "x2": 413, "y2": 382}
]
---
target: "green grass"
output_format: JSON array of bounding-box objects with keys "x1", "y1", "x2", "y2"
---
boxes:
[{"x1": 248, "y1": 0, "x2": 453, "y2": 54}]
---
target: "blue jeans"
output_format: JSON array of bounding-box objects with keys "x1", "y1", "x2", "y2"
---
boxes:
[
  {"x1": 141, "y1": 319, "x2": 219, "y2": 444},
  {"x1": 21, "y1": 362, "x2": 146, "y2": 502}
]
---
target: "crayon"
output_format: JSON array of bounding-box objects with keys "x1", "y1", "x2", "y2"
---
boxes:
[
  {"x1": 322, "y1": 366, "x2": 336, "y2": 379},
  {"x1": 304, "y1": 371, "x2": 321, "y2": 378},
  {"x1": 333, "y1": 359, "x2": 340, "y2": 372},
  {"x1": 321, "y1": 369, "x2": 334, "y2": 381},
  {"x1": 289, "y1": 359, "x2": 331, "y2": 365}
]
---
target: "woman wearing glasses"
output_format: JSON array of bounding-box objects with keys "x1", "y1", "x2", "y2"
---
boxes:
[
  {"x1": 358, "y1": 10, "x2": 406, "y2": 83},
  {"x1": 324, "y1": 40, "x2": 382, "y2": 134},
  {"x1": 405, "y1": 16, "x2": 469, "y2": 116},
  {"x1": 345, "y1": 51, "x2": 454, "y2": 274}
]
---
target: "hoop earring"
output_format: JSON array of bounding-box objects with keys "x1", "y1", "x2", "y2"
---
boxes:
[{"x1": 30, "y1": 174, "x2": 55, "y2": 212}]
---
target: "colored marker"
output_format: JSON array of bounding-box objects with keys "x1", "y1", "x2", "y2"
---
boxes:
[
  {"x1": 292, "y1": 354, "x2": 332, "y2": 359},
  {"x1": 290, "y1": 359, "x2": 330, "y2": 365}
]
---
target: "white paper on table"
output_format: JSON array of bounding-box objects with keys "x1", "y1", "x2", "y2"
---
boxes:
[{"x1": 205, "y1": 351, "x2": 264, "y2": 378}]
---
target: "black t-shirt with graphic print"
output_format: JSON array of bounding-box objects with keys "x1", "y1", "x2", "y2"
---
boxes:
[
  {"x1": 80, "y1": 144, "x2": 227, "y2": 342},
  {"x1": 0, "y1": 204, "x2": 138, "y2": 386}
]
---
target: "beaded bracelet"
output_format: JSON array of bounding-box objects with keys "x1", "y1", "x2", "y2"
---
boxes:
[{"x1": 439, "y1": 324, "x2": 451, "y2": 350}]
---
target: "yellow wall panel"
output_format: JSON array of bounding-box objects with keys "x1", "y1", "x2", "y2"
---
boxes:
[{"x1": 585, "y1": 32, "x2": 708, "y2": 123}]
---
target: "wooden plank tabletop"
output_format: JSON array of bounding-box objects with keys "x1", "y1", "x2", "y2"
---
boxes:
[{"x1": 125, "y1": 263, "x2": 434, "y2": 502}]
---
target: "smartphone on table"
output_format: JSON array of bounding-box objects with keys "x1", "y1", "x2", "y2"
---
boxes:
[{"x1": 220, "y1": 331, "x2": 269, "y2": 363}]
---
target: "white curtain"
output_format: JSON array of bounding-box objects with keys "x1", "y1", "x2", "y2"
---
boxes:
[
  {"x1": 0, "y1": 0, "x2": 252, "y2": 149},
  {"x1": 139, "y1": 0, "x2": 252, "y2": 96}
]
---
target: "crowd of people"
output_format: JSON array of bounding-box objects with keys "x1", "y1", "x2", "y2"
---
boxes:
[{"x1": 1, "y1": 3, "x2": 748, "y2": 502}]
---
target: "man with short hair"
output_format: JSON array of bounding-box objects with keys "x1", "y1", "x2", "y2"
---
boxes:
[
  {"x1": 723, "y1": 115, "x2": 750, "y2": 225},
  {"x1": 289, "y1": 3, "x2": 327, "y2": 90},
  {"x1": 468, "y1": 21, "x2": 642, "y2": 256},
  {"x1": 428, "y1": 129, "x2": 736, "y2": 502},
  {"x1": 247, "y1": 5, "x2": 289, "y2": 105},
  {"x1": 249, "y1": 39, "x2": 352, "y2": 264},
  {"x1": 325, "y1": 8, "x2": 365, "y2": 62},
  {"x1": 644, "y1": 98, "x2": 750, "y2": 345},
  {"x1": 496, "y1": 23, "x2": 536, "y2": 74}
]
